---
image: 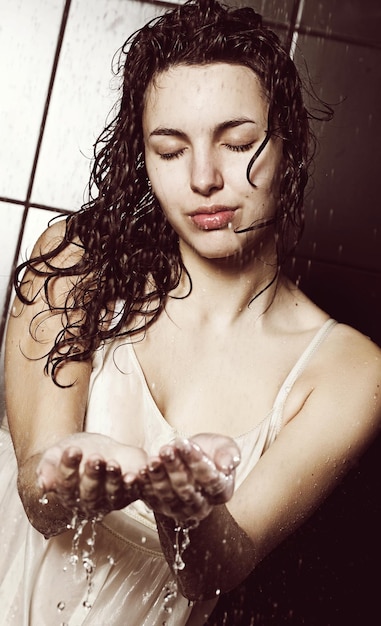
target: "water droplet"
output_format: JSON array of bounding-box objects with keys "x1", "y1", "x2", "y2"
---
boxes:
[
  {"x1": 107, "y1": 555, "x2": 115, "y2": 566},
  {"x1": 163, "y1": 580, "x2": 178, "y2": 614},
  {"x1": 82, "y1": 556, "x2": 94, "y2": 575},
  {"x1": 39, "y1": 494, "x2": 49, "y2": 505},
  {"x1": 65, "y1": 514, "x2": 104, "y2": 610},
  {"x1": 174, "y1": 554, "x2": 185, "y2": 571},
  {"x1": 57, "y1": 601, "x2": 65, "y2": 611},
  {"x1": 141, "y1": 535, "x2": 147, "y2": 544}
]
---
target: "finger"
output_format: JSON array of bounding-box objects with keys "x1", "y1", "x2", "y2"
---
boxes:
[
  {"x1": 79, "y1": 455, "x2": 106, "y2": 505},
  {"x1": 177, "y1": 440, "x2": 233, "y2": 501},
  {"x1": 103, "y1": 463, "x2": 139, "y2": 509},
  {"x1": 177, "y1": 440, "x2": 219, "y2": 482},
  {"x1": 136, "y1": 467, "x2": 164, "y2": 508},
  {"x1": 159, "y1": 447, "x2": 196, "y2": 502},
  {"x1": 139, "y1": 461, "x2": 191, "y2": 516},
  {"x1": 36, "y1": 455, "x2": 60, "y2": 492},
  {"x1": 214, "y1": 446, "x2": 241, "y2": 474},
  {"x1": 122, "y1": 472, "x2": 142, "y2": 503},
  {"x1": 60, "y1": 446, "x2": 82, "y2": 477},
  {"x1": 147, "y1": 460, "x2": 179, "y2": 503},
  {"x1": 36, "y1": 445, "x2": 78, "y2": 492},
  {"x1": 101, "y1": 461, "x2": 122, "y2": 507},
  {"x1": 55, "y1": 447, "x2": 82, "y2": 497},
  {"x1": 191, "y1": 433, "x2": 241, "y2": 474}
]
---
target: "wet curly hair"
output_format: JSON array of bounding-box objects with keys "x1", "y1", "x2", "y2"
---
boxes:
[{"x1": 15, "y1": 0, "x2": 327, "y2": 382}]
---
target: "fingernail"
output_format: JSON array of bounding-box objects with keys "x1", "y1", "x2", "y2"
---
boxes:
[
  {"x1": 106, "y1": 463, "x2": 117, "y2": 473},
  {"x1": 89, "y1": 458, "x2": 101, "y2": 471},
  {"x1": 160, "y1": 448, "x2": 175, "y2": 462},
  {"x1": 148, "y1": 461, "x2": 162, "y2": 473},
  {"x1": 181, "y1": 440, "x2": 193, "y2": 455},
  {"x1": 67, "y1": 447, "x2": 81, "y2": 460},
  {"x1": 124, "y1": 472, "x2": 136, "y2": 484}
]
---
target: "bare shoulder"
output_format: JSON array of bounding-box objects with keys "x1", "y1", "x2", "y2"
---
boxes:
[
  {"x1": 34, "y1": 217, "x2": 67, "y2": 246},
  {"x1": 304, "y1": 322, "x2": 381, "y2": 448},
  {"x1": 30, "y1": 217, "x2": 83, "y2": 265},
  {"x1": 281, "y1": 284, "x2": 380, "y2": 407},
  {"x1": 13, "y1": 218, "x2": 86, "y2": 311},
  {"x1": 326, "y1": 322, "x2": 381, "y2": 379}
]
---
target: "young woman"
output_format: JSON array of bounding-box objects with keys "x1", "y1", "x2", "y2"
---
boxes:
[{"x1": 1, "y1": 1, "x2": 380, "y2": 624}]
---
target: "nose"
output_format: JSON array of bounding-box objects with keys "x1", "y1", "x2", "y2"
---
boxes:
[{"x1": 190, "y1": 149, "x2": 224, "y2": 196}]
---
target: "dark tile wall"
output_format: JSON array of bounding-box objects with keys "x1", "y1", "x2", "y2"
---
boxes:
[
  {"x1": 288, "y1": 13, "x2": 381, "y2": 345},
  {"x1": 215, "y1": 0, "x2": 381, "y2": 345},
  {"x1": 207, "y1": 2, "x2": 381, "y2": 624},
  {"x1": 300, "y1": 0, "x2": 381, "y2": 45}
]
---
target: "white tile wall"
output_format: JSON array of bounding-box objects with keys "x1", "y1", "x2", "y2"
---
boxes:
[
  {"x1": 0, "y1": 0, "x2": 65, "y2": 199},
  {"x1": 20, "y1": 207, "x2": 63, "y2": 263},
  {"x1": 31, "y1": 0, "x2": 163, "y2": 211},
  {"x1": 0, "y1": 0, "x2": 165, "y2": 336},
  {"x1": 0, "y1": 202, "x2": 24, "y2": 310}
]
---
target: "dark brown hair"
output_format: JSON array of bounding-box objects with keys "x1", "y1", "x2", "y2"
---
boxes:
[{"x1": 15, "y1": 0, "x2": 327, "y2": 383}]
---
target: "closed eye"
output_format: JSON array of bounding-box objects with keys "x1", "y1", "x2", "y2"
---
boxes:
[
  {"x1": 159, "y1": 148, "x2": 186, "y2": 160},
  {"x1": 224, "y1": 142, "x2": 255, "y2": 153}
]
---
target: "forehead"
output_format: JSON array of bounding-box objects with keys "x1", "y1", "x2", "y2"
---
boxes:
[{"x1": 143, "y1": 63, "x2": 268, "y2": 129}]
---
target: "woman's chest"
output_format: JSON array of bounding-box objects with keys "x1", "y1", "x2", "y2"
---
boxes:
[{"x1": 132, "y1": 325, "x2": 308, "y2": 438}]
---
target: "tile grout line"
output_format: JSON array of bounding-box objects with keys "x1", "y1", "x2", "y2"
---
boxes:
[{"x1": 0, "y1": 0, "x2": 72, "y2": 348}]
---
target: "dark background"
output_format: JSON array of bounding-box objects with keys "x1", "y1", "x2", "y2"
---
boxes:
[{"x1": 208, "y1": 1, "x2": 381, "y2": 623}]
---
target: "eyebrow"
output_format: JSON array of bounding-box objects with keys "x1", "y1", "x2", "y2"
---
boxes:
[{"x1": 149, "y1": 117, "x2": 256, "y2": 138}]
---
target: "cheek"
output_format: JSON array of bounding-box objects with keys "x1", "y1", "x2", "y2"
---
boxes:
[
  {"x1": 149, "y1": 165, "x2": 184, "y2": 211},
  {"x1": 248, "y1": 137, "x2": 283, "y2": 189},
  {"x1": 150, "y1": 175, "x2": 177, "y2": 219},
  {"x1": 249, "y1": 156, "x2": 282, "y2": 195}
]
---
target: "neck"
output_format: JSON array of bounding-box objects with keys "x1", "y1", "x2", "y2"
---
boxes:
[{"x1": 170, "y1": 245, "x2": 280, "y2": 326}]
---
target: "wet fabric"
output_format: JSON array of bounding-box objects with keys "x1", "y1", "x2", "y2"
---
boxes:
[{"x1": 0, "y1": 319, "x2": 336, "y2": 625}]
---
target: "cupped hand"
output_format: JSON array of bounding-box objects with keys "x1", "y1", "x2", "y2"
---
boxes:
[
  {"x1": 139, "y1": 433, "x2": 241, "y2": 523},
  {"x1": 36, "y1": 432, "x2": 148, "y2": 519}
]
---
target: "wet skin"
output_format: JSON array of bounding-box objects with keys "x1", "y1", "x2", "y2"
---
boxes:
[{"x1": 37, "y1": 433, "x2": 240, "y2": 522}]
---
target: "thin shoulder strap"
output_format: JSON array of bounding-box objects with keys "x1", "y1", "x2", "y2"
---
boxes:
[{"x1": 272, "y1": 318, "x2": 337, "y2": 434}]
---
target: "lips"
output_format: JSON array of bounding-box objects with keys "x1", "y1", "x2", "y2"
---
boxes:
[{"x1": 190, "y1": 206, "x2": 236, "y2": 231}]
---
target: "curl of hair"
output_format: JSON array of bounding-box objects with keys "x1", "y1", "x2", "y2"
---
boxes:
[{"x1": 15, "y1": 0, "x2": 332, "y2": 382}]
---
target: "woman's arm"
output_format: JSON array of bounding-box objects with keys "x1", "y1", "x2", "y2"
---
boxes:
[
  {"x1": 5, "y1": 222, "x2": 146, "y2": 537},
  {"x1": 5, "y1": 222, "x2": 92, "y2": 535},
  {"x1": 140, "y1": 327, "x2": 381, "y2": 601}
]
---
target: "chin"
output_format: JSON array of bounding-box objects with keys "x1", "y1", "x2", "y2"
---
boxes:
[
  {"x1": 181, "y1": 231, "x2": 254, "y2": 262},
  {"x1": 196, "y1": 245, "x2": 248, "y2": 261}
]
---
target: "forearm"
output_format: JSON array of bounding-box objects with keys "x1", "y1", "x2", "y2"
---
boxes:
[
  {"x1": 155, "y1": 504, "x2": 257, "y2": 601},
  {"x1": 17, "y1": 454, "x2": 75, "y2": 538}
]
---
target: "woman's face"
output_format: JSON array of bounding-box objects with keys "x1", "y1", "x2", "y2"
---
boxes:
[{"x1": 143, "y1": 63, "x2": 283, "y2": 262}]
